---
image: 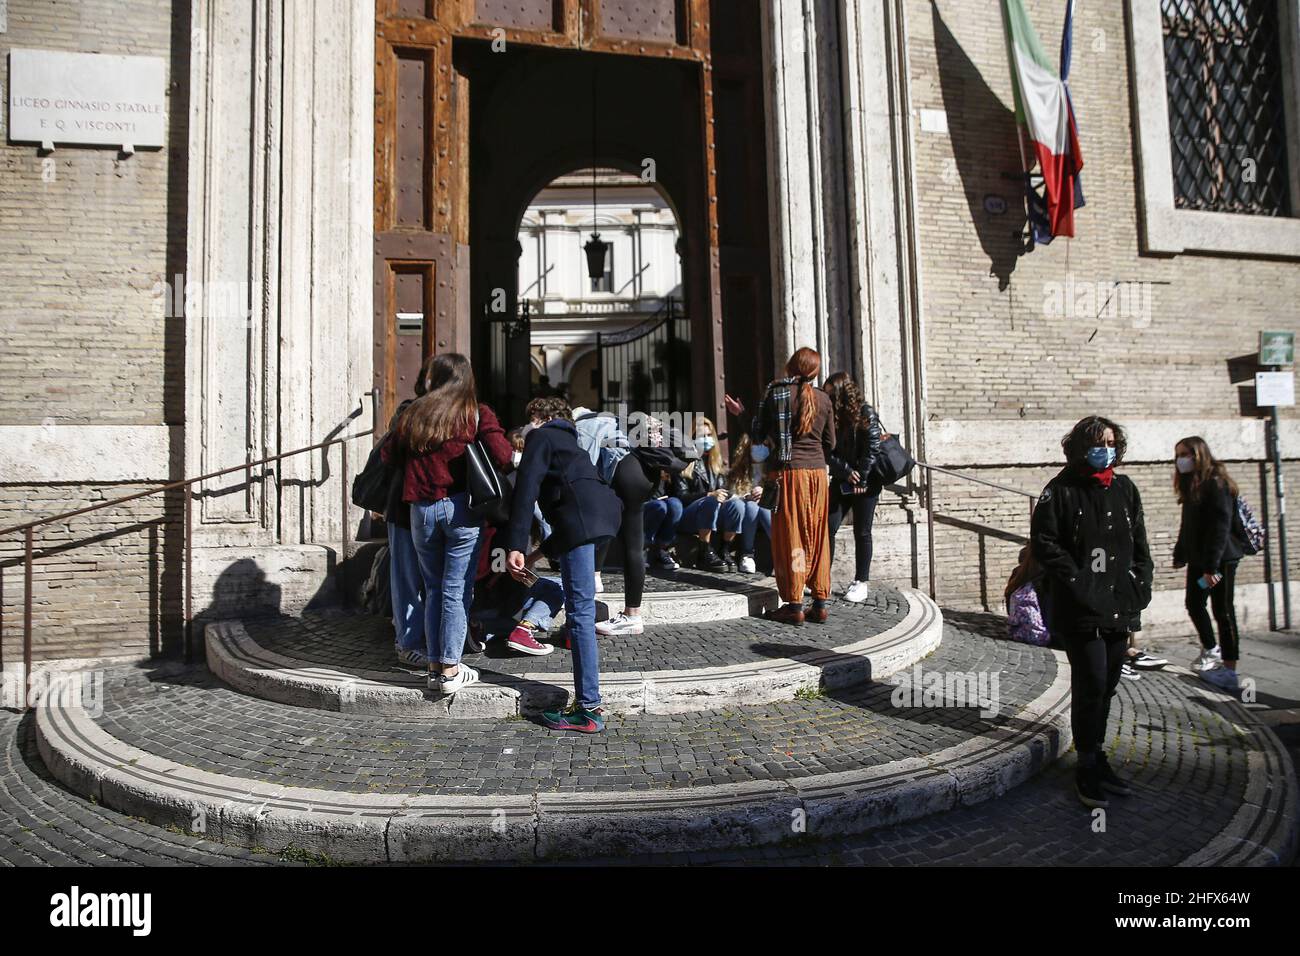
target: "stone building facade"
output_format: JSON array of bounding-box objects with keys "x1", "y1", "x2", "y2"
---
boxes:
[{"x1": 2, "y1": 0, "x2": 1298, "y2": 668}]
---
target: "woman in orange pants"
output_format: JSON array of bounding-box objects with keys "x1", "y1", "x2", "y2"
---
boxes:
[{"x1": 750, "y1": 347, "x2": 836, "y2": 624}]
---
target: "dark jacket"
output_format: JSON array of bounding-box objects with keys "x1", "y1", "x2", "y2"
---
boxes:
[
  {"x1": 504, "y1": 419, "x2": 622, "y2": 557},
  {"x1": 382, "y1": 399, "x2": 415, "y2": 529},
  {"x1": 672, "y1": 458, "x2": 727, "y2": 506},
  {"x1": 1030, "y1": 465, "x2": 1154, "y2": 632},
  {"x1": 1174, "y1": 476, "x2": 1243, "y2": 571},
  {"x1": 828, "y1": 402, "x2": 883, "y2": 493}
]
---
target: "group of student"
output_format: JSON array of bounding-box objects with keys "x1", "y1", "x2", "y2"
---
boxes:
[
  {"x1": 1001, "y1": 417, "x2": 1254, "y2": 809},
  {"x1": 376, "y1": 346, "x2": 887, "y2": 734}
]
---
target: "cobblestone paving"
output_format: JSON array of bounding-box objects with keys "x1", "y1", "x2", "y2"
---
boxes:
[
  {"x1": 582, "y1": 667, "x2": 1272, "y2": 866},
  {"x1": 4, "y1": 614, "x2": 1283, "y2": 867},
  {"x1": 96, "y1": 617, "x2": 1049, "y2": 796},
  {"x1": 0, "y1": 710, "x2": 285, "y2": 866},
  {"x1": 244, "y1": 586, "x2": 909, "y2": 676}
]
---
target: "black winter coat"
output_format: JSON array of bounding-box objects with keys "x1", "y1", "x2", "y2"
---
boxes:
[
  {"x1": 1030, "y1": 465, "x2": 1154, "y2": 632},
  {"x1": 1174, "y1": 476, "x2": 1243, "y2": 572},
  {"x1": 828, "y1": 402, "x2": 883, "y2": 493},
  {"x1": 504, "y1": 419, "x2": 622, "y2": 558}
]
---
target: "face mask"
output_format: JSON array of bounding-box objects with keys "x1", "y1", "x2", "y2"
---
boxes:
[
  {"x1": 1175, "y1": 455, "x2": 1194, "y2": 474},
  {"x1": 696, "y1": 435, "x2": 716, "y2": 453},
  {"x1": 1086, "y1": 446, "x2": 1116, "y2": 470},
  {"x1": 511, "y1": 451, "x2": 522, "y2": 468},
  {"x1": 751, "y1": 443, "x2": 770, "y2": 463}
]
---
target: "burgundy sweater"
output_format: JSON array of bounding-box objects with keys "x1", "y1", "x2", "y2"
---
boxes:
[{"x1": 381, "y1": 403, "x2": 514, "y2": 503}]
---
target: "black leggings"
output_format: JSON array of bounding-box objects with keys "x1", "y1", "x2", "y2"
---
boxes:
[
  {"x1": 828, "y1": 488, "x2": 879, "y2": 582},
  {"x1": 1185, "y1": 560, "x2": 1240, "y2": 661},
  {"x1": 595, "y1": 454, "x2": 654, "y2": 608},
  {"x1": 1063, "y1": 626, "x2": 1129, "y2": 756}
]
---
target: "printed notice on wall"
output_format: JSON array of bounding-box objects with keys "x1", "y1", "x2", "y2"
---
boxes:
[{"x1": 7, "y1": 48, "x2": 166, "y2": 150}]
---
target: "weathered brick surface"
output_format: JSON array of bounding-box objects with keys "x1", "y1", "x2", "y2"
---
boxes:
[
  {"x1": 0, "y1": 485, "x2": 183, "y2": 662},
  {"x1": 907, "y1": 0, "x2": 1300, "y2": 424},
  {"x1": 0, "y1": 1, "x2": 186, "y2": 661},
  {"x1": 906, "y1": 0, "x2": 1300, "y2": 614},
  {"x1": 0, "y1": 0, "x2": 185, "y2": 426}
]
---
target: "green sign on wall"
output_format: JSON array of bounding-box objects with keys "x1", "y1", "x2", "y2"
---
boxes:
[{"x1": 1260, "y1": 330, "x2": 1295, "y2": 367}]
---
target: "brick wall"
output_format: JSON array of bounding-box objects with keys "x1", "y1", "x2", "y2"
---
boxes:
[
  {"x1": 0, "y1": 0, "x2": 187, "y2": 662},
  {"x1": 907, "y1": 0, "x2": 1300, "y2": 424},
  {"x1": 907, "y1": 0, "x2": 1300, "y2": 631}
]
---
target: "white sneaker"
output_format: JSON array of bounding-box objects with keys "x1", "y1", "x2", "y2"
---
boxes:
[
  {"x1": 738, "y1": 555, "x2": 757, "y2": 574},
  {"x1": 596, "y1": 613, "x2": 645, "y2": 636},
  {"x1": 594, "y1": 572, "x2": 605, "y2": 594},
  {"x1": 844, "y1": 580, "x2": 871, "y2": 603},
  {"x1": 1191, "y1": 648, "x2": 1222, "y2": 671},
  {"x1": 1199, "y1": 665, "x2": 1240, "y2": 693},
  {"x1": 437, "y1": 664, "x2": 480, "y2": 694}
]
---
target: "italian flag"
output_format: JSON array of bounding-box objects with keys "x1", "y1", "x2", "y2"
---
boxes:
[{"x1": 1003, "y1": 0, "x2": 1084, "y2": 240}]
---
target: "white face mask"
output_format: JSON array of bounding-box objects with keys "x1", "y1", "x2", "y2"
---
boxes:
[{"x1": 1175, "y1": 455, "x2": 1195, "y2": 474}]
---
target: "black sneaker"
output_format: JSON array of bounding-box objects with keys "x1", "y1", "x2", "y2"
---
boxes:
[
  {"x1": 1075, "y1": 766, "x2": 1110, "y2": 809},
  {"x1": 1095, "y1": 753, "x2": 1133, "y2": 796},
  {"x1": 1130, "y1": 650, "x2": 1168, "y2": 671},
  {"x1": 696, "y1": 548, "x2": 726, "y2": 571}
]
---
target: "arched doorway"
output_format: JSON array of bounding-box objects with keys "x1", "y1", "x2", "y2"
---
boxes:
[
  {"x1": 496, "y1": 166, "x2": 688, "y2": 423},
  {"x1": 373, "y1": 2, "x2": 775, "y2": 437}
]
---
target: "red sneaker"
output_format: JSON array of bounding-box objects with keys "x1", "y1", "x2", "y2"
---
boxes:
[{"x1": 506, "y1": 624, "x2": 555, "y2": 656}]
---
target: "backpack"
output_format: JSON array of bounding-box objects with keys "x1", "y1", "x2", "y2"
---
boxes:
[
  {"x1": 573, "y1": 412, "x2": 629, "y2": 484},
  {"x1": 1233, "y1": 496, "x2": 1265, "y2": 555}
]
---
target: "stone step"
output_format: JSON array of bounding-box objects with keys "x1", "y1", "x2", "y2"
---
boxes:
[
  {"x1": 35, "y1": 621, "x2": 1073, "y2": 862},
  {"x1": 205, "y1": 585, "x2": 941, "y2": 717}
]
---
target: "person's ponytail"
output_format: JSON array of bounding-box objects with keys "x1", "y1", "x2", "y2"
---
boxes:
[{"x1": 786, "y1": 346, "x2": 822, "y2": 436}]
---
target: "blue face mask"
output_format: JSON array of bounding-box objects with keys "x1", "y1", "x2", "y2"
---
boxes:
[
  {"x1": 696, "y1": 436, "x2": 716, "y2": 453},
  {"x1": 1086, "y1": 446, "x2": 1116, "y2": 470},
  {"x1": 751, "y1": 443, "x2": 770, "y2": 463}
]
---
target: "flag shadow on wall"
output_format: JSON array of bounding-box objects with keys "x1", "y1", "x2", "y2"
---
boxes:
[{"x1": 932, "y1": 1, "x2": 1028, "y2": 291}]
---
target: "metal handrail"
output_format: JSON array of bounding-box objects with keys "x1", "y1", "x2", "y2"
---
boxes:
[
  {"x1": 0, "y1": 426, "x2": 374, "y2": 709},
  {"x1": 913, "y1": 460, "x2": 1039, "y2": 603}
]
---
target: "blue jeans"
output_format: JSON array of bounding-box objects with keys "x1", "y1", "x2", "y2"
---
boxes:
[
  {"x1": 682, "y1": 495, "x2": 747, "y2": 535},
  {"x1": 519, "y1": 576, "x2": 566, "y2": 631},
  {"x1": 411, "y1": 493, "x2": 483, "y2": 666},
  {"x1": 560, "y1": 543, "x2": 601, "y2": 710},
  {"x1": 738, "y1": 499, "x2": 772, "y2": 556},
  {"x1": 643, "y1": 497, "x2": 683, "y2": 546},
  {"x1": 388, "y1": 524, "x2": 425, "y2": 651}
]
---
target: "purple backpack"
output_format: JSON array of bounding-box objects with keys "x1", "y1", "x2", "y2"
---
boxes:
[{"x1": 1008, "y1": 583, "x2": 1052, "y2": 647}]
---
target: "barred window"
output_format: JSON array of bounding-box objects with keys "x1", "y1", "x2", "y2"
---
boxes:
[{"x1": 1161, "y1": 0, "x2": 1292, "y2": 216}]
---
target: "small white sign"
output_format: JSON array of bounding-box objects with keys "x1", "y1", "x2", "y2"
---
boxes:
[
  {"x1": 919, "y1": 108, "x2": 949, "y2": 135},
  {"x1": 7, "y1": 48, "x2": 166, "y2": 150},
  {"x1": 1256, "y1": 371, "x2": 1295, "y2": 407}
]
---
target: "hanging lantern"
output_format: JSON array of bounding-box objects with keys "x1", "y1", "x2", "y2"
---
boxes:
[{"x1": 584, "y1": 233, "x2": 608, "y2": 281}]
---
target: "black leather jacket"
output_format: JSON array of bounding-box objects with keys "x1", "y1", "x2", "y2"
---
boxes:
[{"x1": 828, "y1": 402, "x2": 883, "y2": 491}]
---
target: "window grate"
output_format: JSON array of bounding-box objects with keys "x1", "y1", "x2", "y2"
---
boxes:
[{"x1": 1161, "y1": 0, "x2": 1291, "y2": 216}]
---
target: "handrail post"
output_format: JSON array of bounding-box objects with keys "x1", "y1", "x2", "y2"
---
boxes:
[
  {"x1": 926, "y1": 466, "x2": 937, "y2": 601},
  {"x1": 184, "y1": 487, "x2": 193, "y2": 664},
  {"x1": 340, "y1": 440, "x2": 350, "y2": 609},
  {"x1": 23, "y1": 527, "x2": 33, "y2": 711}
]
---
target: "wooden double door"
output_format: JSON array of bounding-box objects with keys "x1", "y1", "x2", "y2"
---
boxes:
[{"x1": 374, "y1": 0, "x2": 774, "y2": 432}]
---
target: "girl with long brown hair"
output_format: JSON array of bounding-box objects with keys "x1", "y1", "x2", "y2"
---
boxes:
[
  {"x1": 381, "y1": 352, "x2": 513, "y2": 692},
  {"x1": 751, "y1": 347, "x2": 836, "y2": 624},
  {"x1": 1173, "y1": 435, "x2": 1245, "y2": 691}
]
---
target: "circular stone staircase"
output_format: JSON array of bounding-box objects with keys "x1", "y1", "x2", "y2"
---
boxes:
[{"x1": 30, "y1": 577, "x2": 1091, "y2": 862}]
